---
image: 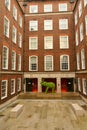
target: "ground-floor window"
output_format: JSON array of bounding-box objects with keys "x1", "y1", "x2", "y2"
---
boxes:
[
  {"x1": 17, "y1": 78, "x2": 21, "y2": 92},
  {"x1": 78, "y1": 78, "x2": 81, "y2": 92},
  {"x1": 82, "y1": 78, "x2": 87, "y2": 95},
  {"x1": 1, "y1": 80, "x2": 8, "y2": 99},
  {"x1": 11, "y1": 79, "x2": 15, "y2": 95}
]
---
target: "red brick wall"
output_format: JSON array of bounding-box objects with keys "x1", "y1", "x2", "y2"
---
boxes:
[
  {"x1": 74, "y1": 0, "x2": 87, "y2": 97},
  {"x1": 0, "y1": 0, "x2": 24, "y2": 104},
  {"x1": 23, "y1": 1, "x2": 75, "y2": 72}
]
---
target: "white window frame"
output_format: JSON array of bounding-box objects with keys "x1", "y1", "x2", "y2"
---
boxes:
[
  {"x1": 80, "y1": 23, "x2": 83, "y2": 42},
  {"x1": 18, "y1": 54, "x2": 21, "y2": 71},
  {"x1": 84, "y1": 0, "x2": 87, "y2": 6},
  {"x1": 11, "y1": 79, "x2": 15, "y2": 95},
  {"x1": 12, "y1": 26, "x2": 17, "y2": 43},
  {"x1": 59, "y1": 19, "x2": 68, "y2": 30},
  {"x1": 59, "y1": 3, "x2": 67, "y2": 11},
  {"x1": 79, "y1": 1, "x2": 82, "y2": 18},
  {"x1": 75, "y1": 12, "x2": 78, "y2": 25},
  {"x1": 11, "y1": 51, "x2": 16, "y2": 70},
  {"x1": 44, "y1": 55, "x2": 53, "y2": 71},
  {"x1": 76, "y1": 53, "x2": 80, "y2": 70},
  {"x1": 29, "y1": 21, "x2": 38, "y2": 31},
  {"x1": 13, "y1": 6, "x2": 17, "y2": 21},
  {"x1": 85, "y1": 15, "x2": 87, "y2": 35},
  {"x1": 78, "y1": 78, "x2": 81, "y2": 92},
  {"x1": 1, "y1": 80, "x2": 8, "y2": 100},
  {"x1": 60, "y1": 55, "x2": 69, "y2": 71},
  {"x1": 29, "y1": 37, "x2": 38, "y2": 50},
  {"x1": 5, "y1": 0, "x2": 11, "y2": 11},
  {"x1": 29, "y1": 56, "x2": 38, "y2": 71},
  {"x1": 2, "y1": 46, "x2": 9, "y2": 69},
  {"x1": 44, "y1": 36, "x2": 53, "y2": 49},
  {"x1": 59, "y1": 36, "x2": 69, "y2": 49},
  {"x1": 81, "y1": 49, "x2": 85, "y2": 69},
  {"x1": 82, "y1": 79, "x2": 87, "y2": 95},
  {"x1": 18, "y1": 33, "x2": 22, "y2": 48},
  {"x1": 44, "y1": 4, "x2": 52, "y2": 12},
  {"x1": 44, "y1": 20, "x2": 53, "y2": 30},
  {"x1": 18, "y1": 15, "x2": 22, "y2": 28},
  {"x1": 17, "y1": 78, "x2": 21, "y2": 92},
  {"x1": 4, "y1": 16, "x2": 10, "y2": 38},
  {"x1": 75, "y1": 30, "x2": 79, "y2": 46},
  {"x1": 30, "y1": 5, "x2": 38, "y2": 13}
]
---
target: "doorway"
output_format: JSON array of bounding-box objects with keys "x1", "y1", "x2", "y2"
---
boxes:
[
  {"x1": 61, "y1": 78, "x2": 74, "y2": 92},
  {"x1": 26, "y1": 78, "x2": 38, "y2": 92}
]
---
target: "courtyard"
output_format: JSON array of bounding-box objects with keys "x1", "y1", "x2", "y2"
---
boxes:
[{"x1": 0, "y1": 98, "x2": 87, "y2": 130}]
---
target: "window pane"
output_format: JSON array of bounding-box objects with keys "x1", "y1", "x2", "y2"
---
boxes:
[
  {"x1": 60, "y1": 36, "x2": 69, "y2": 49},
  {"x1": 4, "y1": 17, "x2": 9, "y2": 37},
  {"x1": 5, "y1": 0, "x2": 10, "y2": 10},
  {"x1": 78, "y1": 78, "x2": 81, "y2": 91},
  {"x1": 13, "y1": 6, "x2": 17, "y2": 20},
  {"x1": 81, "y1": 49, "x2": 85, "y2": 69},
  {"x1": 2, "y1": 47, "x2": 8, "y2": 69},
  {"x1": 29, "y1": 56, "x2": 38, "y2": 71},
  {"x1": 29, "y1": 21, "x2": 38, "y2": 31},
  {"x1": 44, "y1": 4, "x2": 52, "y2": 12},
  {"x1": 44, "y1": 20, "x2": 53, "y2": 30},
  {"x1": 17, "y1": 78, "x2": 21, "y2": 91},
  {"x1": 45, "y1": 56, "x2": 53, "y2": 71},
  {"x1": 12, "y1": 26, "x2": 17, "y2": 43},
  {"x1": 82, "y1": 79, "x2": 87, "y2": 95},
  {"x1": 1, "y1": 80, "x2": 7, "y2": 99},
  {"x1": 18, "y1": 54, "x2": 21, "y2": 71},
  {"x1": 11, "y1": 79, "x2": 15, "y2": 94},
  {"x1": 30, "y1": 5, "x2": 38, "y2": 13},
  {"x1": 44, "y1": 36, "x2": 53, "y2": 49},
  {"x1": 60, "y1": 55, "x2": 69, "y2": 70},
  {"x1": 59, "y1": 19, "x2": 68, "y2": 30},
  {"x1": 76, "y1": 53, "x2": 80, "y2": 70},
  {"x1": 59, "y1": 3, "x2": 67, "y2": 11},
  {"x1": 12, "y1": 51, "x2": 16, "y2": 70},
  {"x1": 29, "y1": 37, "x2": 38, "y2": 50}
]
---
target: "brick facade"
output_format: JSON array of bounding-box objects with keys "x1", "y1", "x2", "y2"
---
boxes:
[
  {"x1": 0, "y1": 0, "x2": 87, "y2": 105},
  {"x1": 0, "y1": 0, "x2": 24, "y2": 104},
  {"x1": 74, "y1": 0, "x2": 87, "y2": 97}
]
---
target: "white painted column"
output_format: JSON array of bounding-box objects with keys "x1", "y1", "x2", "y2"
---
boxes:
[
  {"x1": 38, "y1": 77, "x2": 42, "y2": 92},
  {"x1": 56, "y1": 77, "x2": 61, "y2": 93},
  {"x1": 24, "y1": 84, "x2": 26, "y2": 93}
]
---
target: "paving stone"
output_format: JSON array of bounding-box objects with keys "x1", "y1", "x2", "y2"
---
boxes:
[{"x1": 0, "y1": 99, "x2": 87, "y2": 130}]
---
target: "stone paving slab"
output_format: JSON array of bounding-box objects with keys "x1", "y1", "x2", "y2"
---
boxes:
[{"x1": 0, "y1": 99, "x2": 87, "y2": 130}]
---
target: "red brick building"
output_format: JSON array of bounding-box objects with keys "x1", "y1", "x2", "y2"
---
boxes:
[
  {"x1": 20, "y1": 0, "x2": 76, "y2": 93},
  {"x1": 74, "y1": 0, "x2": 87, "y2": 99},
  {"x1": 0, "y1": 0, "x2": 87, "y2": 105},
  {"x1": 0, "y1": 0, "x2": 24, "y2": 104}
]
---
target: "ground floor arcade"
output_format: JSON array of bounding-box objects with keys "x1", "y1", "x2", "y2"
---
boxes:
[{"x1": 24, "y1": 72, "x2": 76, "y2": 93}]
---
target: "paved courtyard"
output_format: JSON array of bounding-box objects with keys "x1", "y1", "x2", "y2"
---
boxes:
[{"x1": 0, "y1": 99, "x2": 87, "y2": 130}]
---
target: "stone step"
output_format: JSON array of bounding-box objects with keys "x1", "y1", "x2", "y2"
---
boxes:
[
  {"x1": 62, "y1": 92, "x2": 81, "y2": 100},
  {"x1": 18, "y1": 92, "x2": 81, "y2": 100}
]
